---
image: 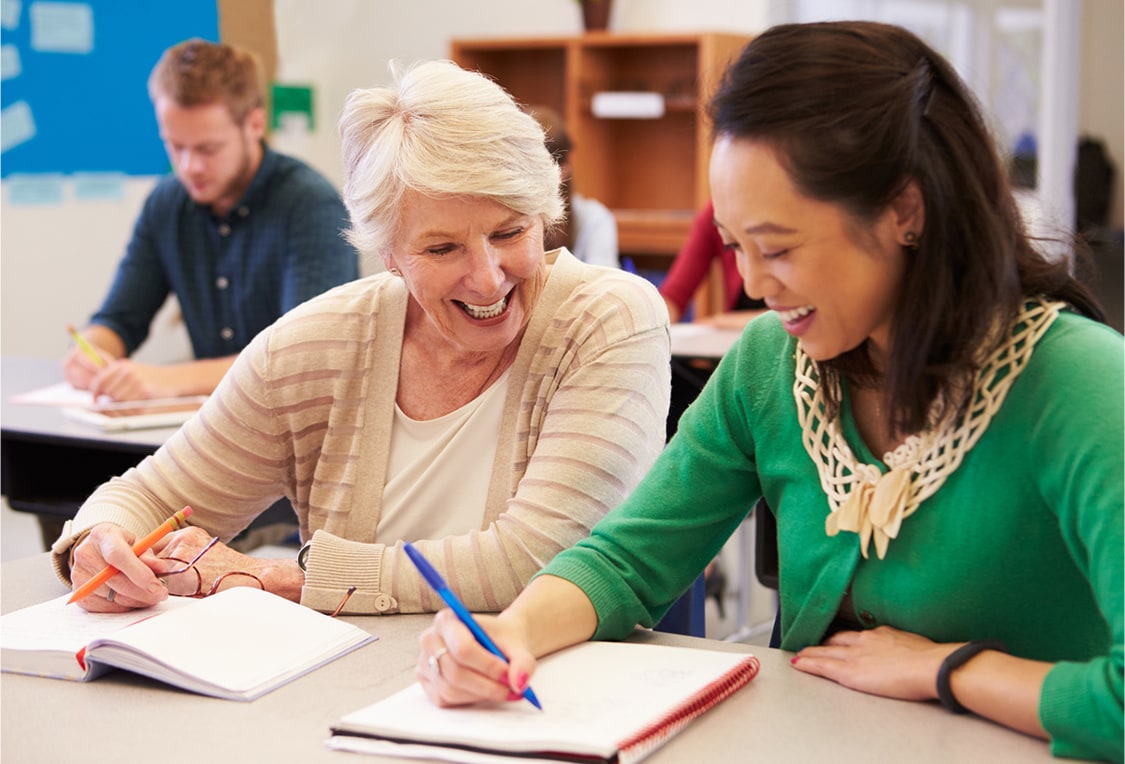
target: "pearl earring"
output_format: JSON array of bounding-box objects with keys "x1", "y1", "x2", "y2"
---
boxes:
[{"x1": 903, "y1": 231, "x2": 919, "y2": 250}]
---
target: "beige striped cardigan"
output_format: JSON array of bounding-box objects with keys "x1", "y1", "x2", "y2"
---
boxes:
[{"x1": 53, "y1": 249, "x2": 671, "y2": 614}]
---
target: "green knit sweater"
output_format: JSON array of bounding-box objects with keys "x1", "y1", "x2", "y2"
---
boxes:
[{"x1": 544, "y1": 311, "x2": 1123, "y2": 762}]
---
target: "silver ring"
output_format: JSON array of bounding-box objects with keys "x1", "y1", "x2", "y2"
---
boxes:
[
  {"x1": 428, "y1": 646, "x2": 450, "y2": 679},
  {"x1": 106, "y1": 588, "x2": 116, "y2": 603}
]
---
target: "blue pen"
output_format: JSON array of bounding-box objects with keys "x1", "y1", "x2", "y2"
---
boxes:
[{"x1": 403, "y1": 542, "x2": 542, "y2": 710}]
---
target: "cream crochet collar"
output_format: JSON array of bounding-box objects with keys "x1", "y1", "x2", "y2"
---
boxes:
[{"x1": 794, "y1": 298, "x2": 1064, "y2": 560}]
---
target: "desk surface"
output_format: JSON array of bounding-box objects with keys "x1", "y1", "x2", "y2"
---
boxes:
[
  {"x1": 1, "y1": 555, "x2": 1056, "y2": 764},
  {"x1": 669, "y1": 322, "x2": 742, "y2": 360},
  {"x1": 2, "y1": 356, "x2": 180, "y2": 449}
]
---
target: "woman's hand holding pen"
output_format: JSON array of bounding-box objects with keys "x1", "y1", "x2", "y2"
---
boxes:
[
  {"x1": 71, "y1": 524, "x2": 305, "y2": 612},
  {"x1": 70, "y1": 523, "x2": 172, "y2": 612},
  {"x1": 418, "y1": 608, "x2": 539, "y2": 708}
]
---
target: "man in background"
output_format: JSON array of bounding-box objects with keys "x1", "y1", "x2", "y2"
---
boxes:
[{"x1": 63, "y1": 38, "x2": 358, "y2": 401}]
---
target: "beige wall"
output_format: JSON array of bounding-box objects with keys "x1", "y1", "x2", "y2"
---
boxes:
[{"x1": 1079, "y1": 0, "x2": 1124, "y2": 229}]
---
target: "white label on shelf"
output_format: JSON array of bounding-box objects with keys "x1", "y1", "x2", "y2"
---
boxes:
[{"x1": 591, "y1": 91, "x2": 665, "y2": 119}]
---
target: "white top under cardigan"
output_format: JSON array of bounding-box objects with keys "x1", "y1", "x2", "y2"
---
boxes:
[{"x1": 380, "y1": 372, "x2": 511, "y2": 542}]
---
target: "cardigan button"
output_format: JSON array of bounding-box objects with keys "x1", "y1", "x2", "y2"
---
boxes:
[
  {"x1": 858, "y1": 610, "x2": 877, "y2": 627},
  {"x1": 373, "y1": 594, "x2": 396, "y2": 613}
]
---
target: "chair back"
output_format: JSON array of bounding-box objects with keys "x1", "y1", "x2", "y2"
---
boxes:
[
  {"x1": 654, "y1": 574, "x2": 706, "y2": 637},
  {"x1": 754, "y1": 497, "x2": 779, "y2": 590}
]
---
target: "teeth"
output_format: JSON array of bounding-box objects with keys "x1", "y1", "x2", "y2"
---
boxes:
[
  {"x1": 461, "y1": 295, "x2": 508, "y2": 319},
  {"x1": 776, "y1": 305, "x2": 815, "y2": 323}
]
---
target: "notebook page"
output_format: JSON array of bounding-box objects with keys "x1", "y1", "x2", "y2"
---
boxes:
[{"x1": 333, "y1": 641, "x2": 756, "y2": 759}]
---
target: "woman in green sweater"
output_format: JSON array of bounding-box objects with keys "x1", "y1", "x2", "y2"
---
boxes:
[{"x1": 416, "y1": 22, "x2": 1123, "y2": 761}]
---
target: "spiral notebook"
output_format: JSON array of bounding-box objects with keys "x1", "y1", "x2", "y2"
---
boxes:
[{"x1": 327, "y1": 640, "x2": 760, "y2": 764}]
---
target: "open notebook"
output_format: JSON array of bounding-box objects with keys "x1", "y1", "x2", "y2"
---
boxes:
[
  {"x1": 327, "y1": 640, "x2": 760, "y2": 764},
  {"x1": 10, "y1": 381, "x2": 206, "y2": 431},
  {"x1": 1, "y1": 587, "x2": 375, "y2": 700},
  {"x1": 61, "y1": 395, "x2": 208, "y2": 431}
]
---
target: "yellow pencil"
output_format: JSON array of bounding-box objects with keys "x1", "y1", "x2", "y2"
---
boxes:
[
  {"x1": 68, "y1": 507, "x2": 194, "y2": 605},
  {"x1": 66, "y1": 324, "x2": 107, "y2": 368}
]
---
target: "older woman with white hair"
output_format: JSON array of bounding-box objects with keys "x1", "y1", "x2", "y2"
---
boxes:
[{"x1": 55, "y1": 59, "x2": 670, "y2": 616}]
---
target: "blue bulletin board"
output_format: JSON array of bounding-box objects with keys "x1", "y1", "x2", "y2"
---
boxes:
[{"x1": 0, "y1": 0, "x2": 219, "y2": 177}]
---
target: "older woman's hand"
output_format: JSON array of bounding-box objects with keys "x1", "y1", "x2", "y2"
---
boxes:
[
  {"x1": 69, "y1": 523, "x2": 170, "y2": 612},
  {"x1": 417, "y1": 608, "x2": 538, "y2": 707},
  {"x1": 151, "y1": 526, "x2": 283, "y2": 599}
]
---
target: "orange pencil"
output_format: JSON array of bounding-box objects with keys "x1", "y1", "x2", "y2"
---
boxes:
[{"x1": 67, "y1": 506, "x2": 194, "y2": 605}]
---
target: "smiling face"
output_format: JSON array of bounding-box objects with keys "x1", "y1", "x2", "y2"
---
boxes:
[
  {"x1": 710, "y1": 136, "x2": 921, "y2": 365},
  {"x1": 155, "y1": 98, "x2": 264, "y2": 217},
  {"x1": 387, "y1": 191, "x2": 548, "y2": 357}
]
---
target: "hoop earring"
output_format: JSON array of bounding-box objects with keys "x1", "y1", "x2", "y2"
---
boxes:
[
  {"x1": 903, "y1": 231, "x2": 919, "y2": 250},
  {"x1": 389, "y1": 268, "x2": 402, "y2": 277}
]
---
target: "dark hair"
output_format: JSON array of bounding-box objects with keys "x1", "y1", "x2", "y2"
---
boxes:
[
  {"x1": 709, "y1": 21, "x2": 1104, "y2": 432},
  {"x1": 526, "y1": 105, "x2": 575, "y2": 252}
]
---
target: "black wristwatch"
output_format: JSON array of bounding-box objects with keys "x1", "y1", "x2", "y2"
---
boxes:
[{"x1": 297, "y1": 541, "x2": 312, "y2": 572}]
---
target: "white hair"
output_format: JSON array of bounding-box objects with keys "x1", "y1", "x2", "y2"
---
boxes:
[{"x1": 338, "y1": 59, "x2": 565, "y2": 257}]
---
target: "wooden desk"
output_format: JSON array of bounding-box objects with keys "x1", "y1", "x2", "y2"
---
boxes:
[
  {"x1": 669, "y1": 322, "x2": 742, "y2": 360},
  {"x1": 0, "y1": 554, "x2": 1055, "y2": 763}
]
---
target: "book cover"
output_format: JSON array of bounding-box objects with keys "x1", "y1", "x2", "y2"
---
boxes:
[{"x1": 328, "y1": 640, "x2": 759, "y2": 763}]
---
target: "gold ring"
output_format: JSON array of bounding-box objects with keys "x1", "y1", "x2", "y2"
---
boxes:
[{"x1": 428, "y1": 646, "x2": 450, "y2": 679}]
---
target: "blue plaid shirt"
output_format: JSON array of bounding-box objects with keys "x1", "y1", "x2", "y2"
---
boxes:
[{"x1": 91, "y1": 145, "x2": 359, "y2": 359}]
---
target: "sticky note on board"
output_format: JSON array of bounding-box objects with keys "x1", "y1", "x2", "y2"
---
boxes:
[
  {"x1": 29, "y1": 1, "x2": 93, "y2": 54},
  {"x1": 6, "y1": 173, "x2": 65, "y2": 205},
  {"x1": 1, "y1": 99, "x2": 37, "y2": 153},
  {"x1": 1, "y1": 43, "x2": 21, "y2": 80},
  {"x1": 73, "y1": 172, "x2": 126, "y2": 201},
  {"x1": 1, "y1": 0, "x2": 21, "y2": 31}
]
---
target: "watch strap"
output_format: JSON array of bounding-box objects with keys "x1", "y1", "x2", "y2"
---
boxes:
[{"x1": 935, "y1": 639, "x2": 1008, "y2": 713}]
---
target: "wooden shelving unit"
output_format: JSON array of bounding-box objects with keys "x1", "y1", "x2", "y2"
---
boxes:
[{"x1": 451, "y1": 31, "x2": 752, "y2": 274}]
